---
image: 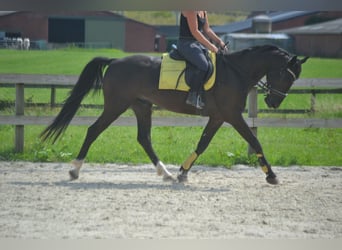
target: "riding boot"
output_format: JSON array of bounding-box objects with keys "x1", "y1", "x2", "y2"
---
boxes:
[
  {"x1": 185, "y1": 68, "x2": 207, "y2": 109},
  {"x1": 197, "y1": 90, "x2": 205, "y2": 109},
  {"x1": 186, "y1": 89, "x2": 205, "y2": 109},
  {"x1": 186, "y1": 90, "x2": 198, "y2": 107}
]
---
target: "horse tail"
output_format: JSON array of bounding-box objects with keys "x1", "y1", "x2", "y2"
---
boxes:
[{"x1": 41, "y1": 57, "x2": 115, "y2": 143}]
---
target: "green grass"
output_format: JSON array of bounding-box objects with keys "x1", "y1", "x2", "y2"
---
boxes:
[
  {"x1": 0, "y1": 48, "x2": 341, "y2": 166},
  {"x1": 1, "y1": 48, "x2": 341, "y2": 77},
  {"x1": 258, "y1": 93, "x2": 342, "y2": 118},
  {"x1": 299, "y1": 58, "x2": 342, "y2": 78},
  {"x1": 0, "y1": 48, "x2": 129, "y2": 75},
  {"x1": 0, "y1": 125, "x2": 341, "y2": 166}
]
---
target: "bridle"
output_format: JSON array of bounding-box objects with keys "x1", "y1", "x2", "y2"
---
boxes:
[{"x1": 257, "y1": 67, "x2": 297, "y2": 98}]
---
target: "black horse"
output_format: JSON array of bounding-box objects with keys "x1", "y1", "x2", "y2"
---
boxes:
[{"x1": 41, "y1": 45, "x2": 308, "y2": 184}]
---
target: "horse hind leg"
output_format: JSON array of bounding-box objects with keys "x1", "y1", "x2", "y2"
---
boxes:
[
  {"x1": 70, "y1": 103, "x2": 130, "y2": 180},
  {"x1": 69, "y1": 114, "x2": 117, "y2": 180},
  {"x1": 131, "y1": 100, "x2": 173, "y2": 181}
]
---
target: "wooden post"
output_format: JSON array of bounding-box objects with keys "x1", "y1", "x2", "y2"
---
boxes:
[
  {"x1": 50, "y1": 85, "x2": 56, "y2": 108},
  {"x1": 15, "y1": 83, "x2": 24, "y2": 153},
  {"x1": 310, "y1": 90, "x2": 316, "y2": 113},
  {"x1": 248, "y1": 86, "x2": 258, "y2": 155},
  {"x1": 247, "y1": 15, "x2": 271, "y2": 155}
]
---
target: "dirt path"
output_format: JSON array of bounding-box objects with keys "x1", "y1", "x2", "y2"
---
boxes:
[{"x1": 0, "y1": 161, "x2": 341, "y2": 239}]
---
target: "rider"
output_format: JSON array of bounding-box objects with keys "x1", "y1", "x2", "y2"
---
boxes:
[{"x1": 177, "y1": 11, "x2": 227, "y2": 109}]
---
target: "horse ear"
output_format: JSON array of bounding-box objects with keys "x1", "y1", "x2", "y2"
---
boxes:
[
  {"x1": 288, "y1": 56, "x2": 297, "y2": 66},
  {"x1": 300, "y1": 56, "x2": 310, "y2": 64}
]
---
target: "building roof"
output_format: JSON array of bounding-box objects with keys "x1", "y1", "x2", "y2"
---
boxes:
[
  {"x1": 267, "y1": 11, "x2": 318, "y2": 22},
  {"x1": 0, "y1": 11, "x2": 16, "y2": 17},
  {"x1": 223, "y1": 33, "x2": 290, "y2": 39},
  {"x1": 212, "y1": 19, "x2": 252, "y2": 34},
  {"x1": 277, "y1": 18, "x2": 342, "y2": 35},
  {"x1": 212, "y1": 11, "x2": 319, "y2": 34}
]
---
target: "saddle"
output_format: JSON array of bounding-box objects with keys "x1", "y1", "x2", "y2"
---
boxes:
[{"x1": 159, "y1": 47, "x2": 216, "y2": 92}]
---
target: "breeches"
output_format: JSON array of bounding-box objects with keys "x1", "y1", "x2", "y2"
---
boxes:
[{"x1": 177, "y1": 39, "x2": 209, "y2": 90}]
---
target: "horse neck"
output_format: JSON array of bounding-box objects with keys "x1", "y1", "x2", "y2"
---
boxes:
[
  {"x1": 225, "y1": 54, "x2": 267, "y2": 89},
  {"x1": 226, "y1": 49, "x2": 286, "y2": 90}
]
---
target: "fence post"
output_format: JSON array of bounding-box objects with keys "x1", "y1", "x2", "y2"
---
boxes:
[
  {"x1": 248, "y1": 86, "x2": 258, "y2": 155},
  {"x1": 247, "y1": 15, "x2": 271, "y2": 155},
  {"x1": 15, "y1": 83, "x2": 24, "y2": 153},
  {"x1": 50, "y1": 85, "x2": 56, "y2": 108},
  {"x1": 310, "y1": 90, "x2": 316, "y2": 113}
]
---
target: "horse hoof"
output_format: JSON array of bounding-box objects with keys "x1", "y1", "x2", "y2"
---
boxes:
[
  {"x1": 266, "y1": 176, "x2": 279, "y2": 185},
  {"x1": 177, "y1": 174, "x2": 188, "y2": 183},
  {"x1": 69, "y1": 169, "x2": 79, "y2": 181}
]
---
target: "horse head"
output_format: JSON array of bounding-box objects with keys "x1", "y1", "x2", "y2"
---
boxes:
[{"x1": 264, "y1": 56, "x2": 309, "y2": 109}]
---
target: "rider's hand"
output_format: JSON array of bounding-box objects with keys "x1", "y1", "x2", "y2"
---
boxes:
[{"x1": 209, "y1": 44, "x2": 219, "y2": 54}]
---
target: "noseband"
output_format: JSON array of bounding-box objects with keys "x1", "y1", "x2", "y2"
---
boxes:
[{"x1": 257, "y1": 68, "x2": 297, "y2": 98}]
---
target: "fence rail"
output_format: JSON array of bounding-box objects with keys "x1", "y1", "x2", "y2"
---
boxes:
[
  {"x1": 0, "y1": 74, "x2": 341, "y2": 153},
  {"x1": 0, "y1": 115, "x2": 341, "y2": 128},
  {"x1": 1, "y1": 74, "x2": 341, "y2": 87},
  {"x1": 1, "y1": 74, "x2": 341, "y2": 111}
]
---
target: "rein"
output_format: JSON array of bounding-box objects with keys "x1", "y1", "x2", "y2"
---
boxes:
[
  {"x1": 257, "y1": 68, "x2": 297, "y2": 98},
  {"x1": 257, "y1": 80, "x2": 287, "y2": 98}
]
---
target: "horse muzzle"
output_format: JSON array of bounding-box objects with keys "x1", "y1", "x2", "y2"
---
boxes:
[{"x1": 264, "y1": 96, "x2": 282, "y2": 109}]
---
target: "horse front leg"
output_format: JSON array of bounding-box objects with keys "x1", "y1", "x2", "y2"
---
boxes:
[
  {"x1": 230, "y1": 115, "x2": 279, "y2": 185},
  {"x1": 178, "y1": 118, "x2": 223, "y2": 182}
]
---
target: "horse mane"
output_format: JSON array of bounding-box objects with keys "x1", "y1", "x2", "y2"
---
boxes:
[{"x1": 215, "y1": 45, "x2": 292, "y2": 86}]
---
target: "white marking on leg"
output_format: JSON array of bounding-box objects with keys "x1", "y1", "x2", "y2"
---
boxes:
[
  {"x1": 156, "y1": 161, "x2": 164, "y2": 176},
  {"x1": 156, "y1": 161, "x2": 173, "y2": 181}
]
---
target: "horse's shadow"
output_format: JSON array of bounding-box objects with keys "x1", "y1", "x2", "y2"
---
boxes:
[{"x1": 10, "y1": 179, "x2": 231, "y2": 193}]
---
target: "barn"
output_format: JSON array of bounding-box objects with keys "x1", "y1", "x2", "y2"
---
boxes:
[
  {"x1": 212, "y1": 11, "x2": 342, "y2": 35},
  {"x1": 0, "y1": 11, "x2": 166, "y2": 52},
  {"x1": 277, "y1": 18, "x2": 342, "y2": 58},
  {"x1": 212, "y1": 11, "x2": 342, "y2": 58}
]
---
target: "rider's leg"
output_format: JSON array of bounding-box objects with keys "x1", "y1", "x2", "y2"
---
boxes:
[{"x1": 177, "y1": 40, "x2": 209, "y2": 109}]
